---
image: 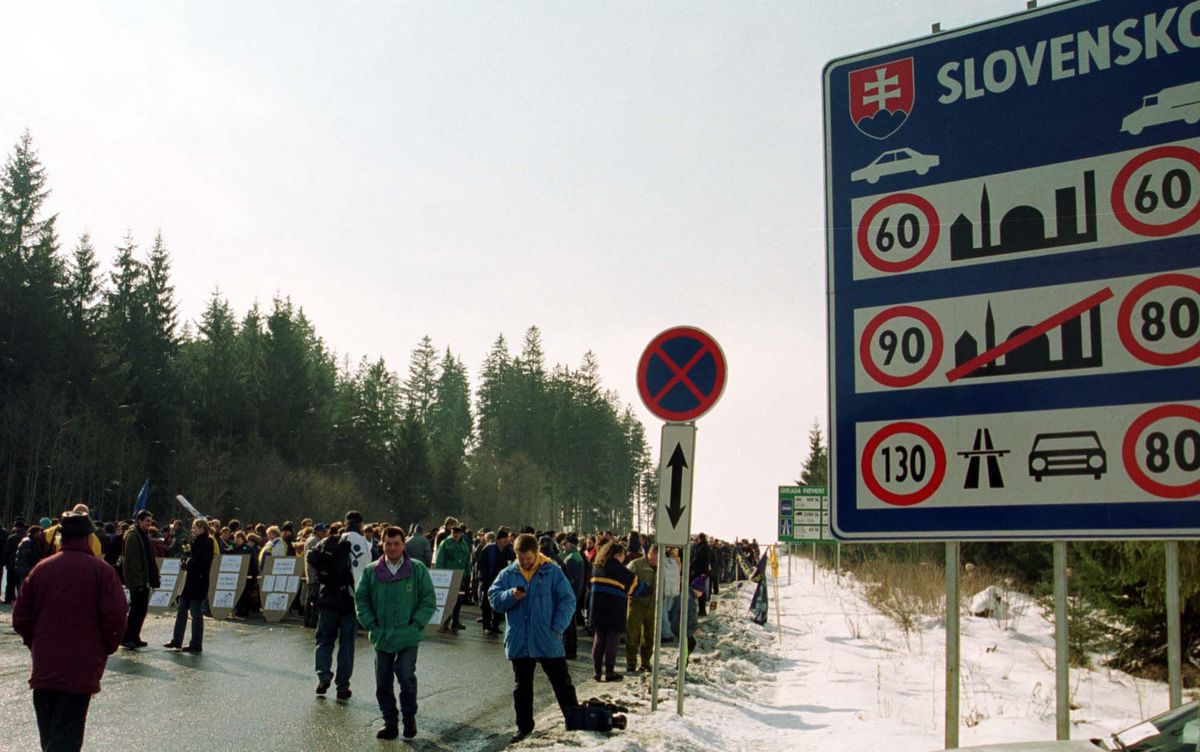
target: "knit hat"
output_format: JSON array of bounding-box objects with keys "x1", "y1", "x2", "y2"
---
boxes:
[
  {"x1": 39, "y1": 517, "x2": 52, "y2": 528},
  {"x1": 59, "y1": 512, "x2": 93, "y2": 541}
]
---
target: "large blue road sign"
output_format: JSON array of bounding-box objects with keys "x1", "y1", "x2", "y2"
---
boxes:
[{"x1": 824, "y1": 0, "x2": 1200, "y2": 540}]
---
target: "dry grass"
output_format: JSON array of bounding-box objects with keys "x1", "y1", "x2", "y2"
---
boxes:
[
  {"x1": 851, "y1": 557, "x2": 1015, "y2": 639},
  {"x1": 856, "y1": 558, "x2": 947, "y2": 639}
]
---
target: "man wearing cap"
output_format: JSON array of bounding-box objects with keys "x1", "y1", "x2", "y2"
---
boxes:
[
  {"x1": 120, "y1": 509, "x2": 160, "y2": 649},
  {"x1": 558, "y1": 534, "x2": 586, "y2": 660},
  {"x1": 308, "y1": 514, "x2": 361, "y2": 700},
  {"x1": 477, "y1": 527, "x2": 514, "y2": 635},
  {"x1": 280, "y1": 521, "x2": 297, "y2": 555},
  {"x1": 341, "y1": 511, "x2": 371, "y2": 588},
  {"x1": 433, "y1": 525, "x2": 471, "y2": 631},
  {"x1": 13, "y1": 512, "x2": 127, "y2": 751},
  {"x1": 43, "y1": 504, "x2": 103, "y2": 557}
]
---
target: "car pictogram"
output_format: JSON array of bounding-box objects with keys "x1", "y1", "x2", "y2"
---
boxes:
[
  {"x1": 1027, "y1": 430, "x2": 1107, "y2": 481},
  {"x1": 851, "y1": 147, "x2": 940, "y2": 184}
]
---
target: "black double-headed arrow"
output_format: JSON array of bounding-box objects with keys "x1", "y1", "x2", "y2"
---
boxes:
[{"x1": 666, "y1": 443, "x2": 688, "y2": 527}]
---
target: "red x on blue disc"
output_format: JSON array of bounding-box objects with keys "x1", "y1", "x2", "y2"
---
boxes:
[{"x1": 637, "y1": 326, "x2": 727, "y2": 422}]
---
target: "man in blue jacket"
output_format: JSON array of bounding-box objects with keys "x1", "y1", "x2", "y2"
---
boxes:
[{"x1": 488, "y1": 533, "x2": 579, "y2": 743}]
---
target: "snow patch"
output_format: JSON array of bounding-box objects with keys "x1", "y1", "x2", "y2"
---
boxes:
[{"x1": 512, "y1": 558, "x2": 1180, "y2": 751}]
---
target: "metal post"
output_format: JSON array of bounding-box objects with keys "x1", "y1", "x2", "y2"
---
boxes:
[
  {"x1": 945, "y1": 542, "x2": 960, "y2": 749},
  {"x1": 812, "y1": 542, "x2": 817, "y2": 584},
  {"x1": 1165, "y1": 540, "x2": 1182, "y2": 709},
  {"x1": 787, "y1": 542, "x2": 792, "y2": 584},
  {"x1": 771, "y1": 546, "x2": 783, "y2": 645},
  {"x1": 835, "y1": 542, "x2": 841, "y2": 583},
  {"x1": 650, "y1": 545, "x2": 667, "y2": 711},
  {"x1": 1054, "y1": 541, "x2": 1070, "y2": 740},
  {"x1": 677, "y1": 542, "x2": 692, "y2": 716}
]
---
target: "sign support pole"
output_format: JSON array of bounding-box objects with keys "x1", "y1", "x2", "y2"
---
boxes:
[
  {"x1": 771, "y1": 546, "x2": 783, "y2": 645},
  {"x1": 1165, "y1": 540, "x2": 1182, "y2": 709},
  {"x1": 835, "y1": 542, "x2": 841, "y2": 583},
  {"x1": 650, "y1": 547, "x2": 667, "y2": 712},
  {"x1": 1054, "y1": 541, "x2": 1070, "y2": 740},
  {"x1": 787, "y1": 543, "x2": 792, "y2": 584},
  {"x1": 945, "y1": 542, "x2": 960, "y2": 750},
  {"x1": 812, "y1": 542, "x2": 817, "y2": 584},
  {"x1": 677, "y1": 542, "x2": 692, "y2": 717}
]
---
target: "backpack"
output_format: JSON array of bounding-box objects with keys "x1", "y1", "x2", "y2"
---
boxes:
[{"x1": 564, "y1": 698, "x2": 628, "y2": 732}]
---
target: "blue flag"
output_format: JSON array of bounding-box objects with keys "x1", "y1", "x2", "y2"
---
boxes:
[{"x1": 132, "y1": 478, "x2": 150, "y2": 515}]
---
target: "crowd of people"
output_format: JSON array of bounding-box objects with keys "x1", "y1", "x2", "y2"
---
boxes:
[{"x1": 4, "y1": 502, "x2": 760, "y2": 750}]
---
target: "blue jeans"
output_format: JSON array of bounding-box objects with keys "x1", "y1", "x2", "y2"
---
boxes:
[
  {"x1": 375, "y1": 647, "x2": 419, "y2": 723},
  {"x1": 662, "y1": 595, "x2": 679, "y2": 638},
  {"x1": 173, "y1": 596, "x2": 204, "y2": 648},
  {"x1": 315, "y1": 609, "x2": 357, "y2": 689}
]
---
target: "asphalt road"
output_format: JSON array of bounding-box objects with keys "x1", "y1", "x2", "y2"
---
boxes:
[{"x1": 0, "y1": 603, "x2": 598, "y2": 752}]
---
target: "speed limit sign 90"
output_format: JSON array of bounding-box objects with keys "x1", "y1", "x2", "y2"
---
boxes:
[{"x1": 859, "y1": 305, "x2": 944, "y2": 388}]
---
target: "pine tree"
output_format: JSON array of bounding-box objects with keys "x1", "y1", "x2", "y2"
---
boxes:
[
  {"x1": 391, "y1": 408, "x2": 432, "y2": 522},
  {"x1": 187, "y1": 291, "x2": 241, "y2": 440},
  {"x1": 0, "y1": 130, "x2": 54, "y2": 257},
  {"x1": 476, "y1": 334, "x2": 511, "y2": 455},
  {"x1": 143, "y1": 232, "x2": 179, "y2": 354},
  {"x1": 799, "y1": 420, "x2": 828, "y2": 486},
  {"x1": 63, "y1": 232, "x2": 103, "y2": 401},
  {"x1": 402, "y1": 335, "x2": 439, "y2": 424},
  {"x1": 236, "y1": 302, "x2": 268, "y2": 440},
  {"x1": 430, "y1": 348, "x2": 472, "y2": 455},
  {"x1": 0, "y1": 131, "x2": 63, "y2": 390}
]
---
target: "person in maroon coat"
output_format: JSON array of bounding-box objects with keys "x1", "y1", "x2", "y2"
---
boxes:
[{"x1": 12, "y1": 512, "x2": 127, "y2": 752}]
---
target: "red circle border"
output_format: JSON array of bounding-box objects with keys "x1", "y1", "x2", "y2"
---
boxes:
[
  {"x1": 1122, "y1": 403, "x2": 1200, "y2": 500},
  {"x1": 1110, "y1": 145, "x2": 1200, "y2": 237},
  {"x1": 636, "y1": 326, "x2": 727, "y2": 422},
  {"x1": 860, "y1": 421, "x2": 947, "y2": 507},
  {"x1": 859, "y1": 305, "x2": 944, "y2": 388},
  {"x1": 856, "y1": 193, "x2": 941, "y2": 273},
  {"x1": 1117, "y1": 273, "x2": 1200, "y2": 367}
]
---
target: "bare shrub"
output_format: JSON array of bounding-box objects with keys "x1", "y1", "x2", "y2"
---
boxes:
[{"x1": 857, "y1": 558, "x2": 946, "y2": 639}]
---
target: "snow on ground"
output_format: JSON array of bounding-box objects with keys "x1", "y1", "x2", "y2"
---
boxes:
[{"x1": 519, "y1": 552, "x2": 1186, "y2": 751}]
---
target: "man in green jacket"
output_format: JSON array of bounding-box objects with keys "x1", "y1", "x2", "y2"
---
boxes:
[
  {"x1": 355, "y1": 525, "x2": 436, "y2": 741},
  {"x1": 432, "y1": 524, "x2": 470, "y2": 630},
  {"x1": 626, "y1": 543, "x2": 658, "y2": 673},
  {"x1": 120, "y1": 510, "x2": 159, "y2": 650}
]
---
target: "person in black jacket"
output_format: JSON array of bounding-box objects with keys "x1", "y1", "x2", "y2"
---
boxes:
[
  {"x1": 691, "y1": 533, "x2": 712, "y2": 616},
  {"x1": 165, "y1": 519, "x2": 214, "y2": 653},
  {"x1": 14, "y1": 526, "x2": 47, "y2": 593},
  {"x1": 307, "y1": 518, "x2": 358, "y2": 699},
  {"x1": 557, "y1": 534, "x2": 586, "y2": 660},
  {"x1": 476, "y1": 527, "x2": 515, "y2": 635},
  {"x1": 4, "y1": 518, "x2": 28, "y2": 603},
  {"x1": 587, "y1": 542, "x2": 649, "y2": 682}
]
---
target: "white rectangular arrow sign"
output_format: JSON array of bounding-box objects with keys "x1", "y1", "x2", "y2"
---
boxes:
[{"x1": 655, "y1": 423, "x2": 696, "y2": 547}]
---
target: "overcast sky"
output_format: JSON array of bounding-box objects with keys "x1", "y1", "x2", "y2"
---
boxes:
[{"x1": 2, "y1": 0, "x2": 1027, "y2": 542}]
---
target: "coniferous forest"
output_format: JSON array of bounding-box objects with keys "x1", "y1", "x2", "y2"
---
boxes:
[{"x1": 0, "y1": 132, "x2": 656, "y2": 531}]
